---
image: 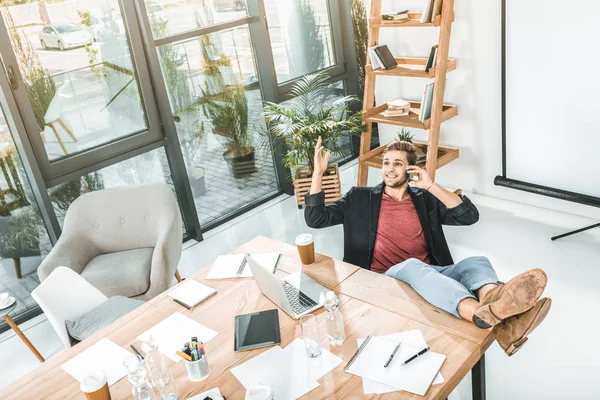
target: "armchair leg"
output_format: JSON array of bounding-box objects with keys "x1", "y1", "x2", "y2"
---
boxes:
[{"x1": 175, "y1": 269, "x2": 183, "y2": 282}]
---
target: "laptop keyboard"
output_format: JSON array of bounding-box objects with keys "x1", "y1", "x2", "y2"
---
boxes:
[{"x1": 282, "y1": 280, "x2": 318, "y2": 315}]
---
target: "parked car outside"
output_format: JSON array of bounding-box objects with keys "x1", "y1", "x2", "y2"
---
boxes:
[
  {"x1": 213, "y1": 0, "x2": 246, "y2": 12},
  {"x1": 39, "y1": 23, "x2": 93, "y2": 51}
]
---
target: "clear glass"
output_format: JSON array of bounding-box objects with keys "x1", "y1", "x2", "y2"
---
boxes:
[
  {"x1": 1, "y1": 0, "x2": 148, "y2": 160},
  {"x1": 0, "y1": 98, "x2": 51, "y2": 328},
  {"x1": 123, "y1": 355, "x2": 157, "y2": 400},
  {"x1": 324, "y1": 292, "x2": 346, "y2": 346},
  {"x1": 47, "y1": 148, "x2": 186, "y2": 236},
  {"x1": 142, "y1": 335, "x2": 178, "y2": 400},
  {"x1": 145, "y1": 0, "x2": 248, "y2": 40},
  {"x1": 299, "y1": 314, "x2": 322, "y2": 358},
  {"x1": 264, "y1": 0, "x2": 336, "y2": 83},
  {"x1": 156, "y1": 26, "x2": 279, "y2": 228}
]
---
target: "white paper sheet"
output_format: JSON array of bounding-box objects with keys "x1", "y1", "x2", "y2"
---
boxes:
[
  {"x1": 188, "y1": 387, "x2": 224, "y2": 400},
  {"x1": 230, "y1": 346, "x2": 320, "y2": 400},
  {"x1": 282, "y1": 338, "x2": 344, "y2": 383},
  {"x1": 137, "y1": 312, "x2": 218, "y2": 362},
  {"x1": 359, "y1": 331, "x2": 445, "y2": 395},
  {"x1": 347, "y1": 334, "x2": 445, "y2": 396},
  {"x1": 60, "y1": 338, "x2": 132, "y2": 386},
  {"x1": 167, "y1": 280, "x2": 217, "y2": 309},
  {"x1": 207, "y1": 253, "x2": 280, "y2": 279}
]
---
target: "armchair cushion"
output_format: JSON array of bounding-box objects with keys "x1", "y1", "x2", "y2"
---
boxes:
[
  {"x1": 65, "y1": 295, "x2": 144, "y2": 342},
  {"x1": 81, "y1": 248, "x2": 154, "y2": 297}
]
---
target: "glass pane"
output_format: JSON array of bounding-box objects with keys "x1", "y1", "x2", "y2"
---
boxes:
[
  {"x1": 48, "y1": 148, "x2": 186, "y2": 235},
  {"x1": 264, "y1": 0, "x2": 335, "y2": 83},
  {"x1": 1, "y1": 1, "x2": 148, "y2": 161},
  {"x1": 156, "y1": 25, "x2": 279, "y2": 228},
  {"x1": 0, "y1": 102, "x2": 51, "y2": 326},
  {"x1": 144, "y1": 0, "x2": 248, "y2": 40}
]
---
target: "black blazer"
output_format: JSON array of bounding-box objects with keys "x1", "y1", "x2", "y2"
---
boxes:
[{"x1": 304, "y1": 183, "x2": 480, "y2": 270}]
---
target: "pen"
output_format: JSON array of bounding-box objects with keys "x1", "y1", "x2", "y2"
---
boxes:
[
  {"x1": 401, "y1": 347, "x2": 430, "y2": 365},
  {"x1": 176, "y1": 350, "x2": 192, "y2": 362},
  {"x1": 383, "y1": 343, "x2": 401, "y2": 368},
  {"x1": 130, "y1": 345, "x2": 144, "y2": 361}
]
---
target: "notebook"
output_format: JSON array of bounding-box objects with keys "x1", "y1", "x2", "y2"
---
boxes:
[
  {"x1": 345, "y1": 335, "x2": 445, "y2": 396},
  {"x1": 419, "y1": 82, "x2": 435, "y2": 122},
  {"x1": 206, "y1": 253, "x2": 280, "y2": 279},
  {"x1": 168, "y1": 280, "x2": 217, "y2": 310}
]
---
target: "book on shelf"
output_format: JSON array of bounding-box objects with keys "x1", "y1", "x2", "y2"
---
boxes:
[
  {"x1": 382, "y1": 9, "x2": 410, "y2": 22},
  {"x1": 431, "y1": 0, "x2": 444, "y2": 20},
  {"x1": 373, "y1": 45, "x2": 398, "y2": 70},
  {"x1": 368, "y1": 47, "x2": 383, "y2": 69},
  {"x1": 425, "y1": 45, "x2": 438, "y2": 72},
  {"x1": 419, "y1": 82, "x2": 435, "y2": 123},
  {"x1": 368, "y1": 45, "x2": 397, "y2": 70},
  {"x1": 420, "y1": 0, "x2": 436, "y2": 23}
]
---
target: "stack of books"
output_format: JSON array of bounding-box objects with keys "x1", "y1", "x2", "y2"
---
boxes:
[
  {"x1": 382, "y1": 9, "x2": 410, "y2": 22},
  {"x1": 384, "y1": 99, "x2": 411, "y2": 117}
]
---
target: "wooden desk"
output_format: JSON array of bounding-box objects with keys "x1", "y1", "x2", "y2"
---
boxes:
[{"x1": 0, "y1": 236, "x2": 493, "y2": 400}]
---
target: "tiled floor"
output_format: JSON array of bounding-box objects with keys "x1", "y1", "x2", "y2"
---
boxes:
[{"x1": 1, "y1": 161, "x2": 599, "y2": 399}]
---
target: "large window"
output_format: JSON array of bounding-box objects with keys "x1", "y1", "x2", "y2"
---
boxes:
[{"x1": 0, "y1": 0, "x2": 354, "y2": 329}]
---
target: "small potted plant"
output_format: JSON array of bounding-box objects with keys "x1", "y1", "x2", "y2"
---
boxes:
[
  {"x1": 198, "y1": 83, "x2": 256, "y2": 178},
  {"x1": 0, "y1": 207, "x2": 43, "y2": 279},
  {"x1": 263, "y1": 72, "x2": 364, "y2": 207},
  {"x1": 396, "y1": 128, "x2": 427, "y2": 163}
]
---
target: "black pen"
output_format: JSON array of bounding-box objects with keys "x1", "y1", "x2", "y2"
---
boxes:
[
  {"x1": 383, "y1": 342, "x2": 401, "y2": 368},
  {"x1": 401, "y1": 347, "x2": 430, "y2": 365},
  {"x1": 131, "y1": 344, "x2": 144, "y2": 360}
]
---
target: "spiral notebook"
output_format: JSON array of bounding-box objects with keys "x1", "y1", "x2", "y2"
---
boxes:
[{"x1": 345, "y1": 335, "x2": 446, "y2": 396}]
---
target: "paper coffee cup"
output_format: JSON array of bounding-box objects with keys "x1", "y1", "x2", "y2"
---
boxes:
[
  {"x1": 81, "y1": 372, "x2": 111, "y2": 400},
  {"x1": 296, "y1": 234, "x2": 315, "y2": 265}
]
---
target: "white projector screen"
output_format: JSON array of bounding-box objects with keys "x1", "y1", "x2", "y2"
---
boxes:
[{"x1": 499, "y1": 0, "x2": 600, "y2": 205}]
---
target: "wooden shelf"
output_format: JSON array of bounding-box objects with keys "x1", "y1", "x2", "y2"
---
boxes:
[
  {"x1": 369, "y1": 12, "x2": 452, "y2": 28},
  {"x1": 359, "y1": 142, "x2": 459, "y2": 170},
  {"x1": 366, "y1": 57, "x2": 456, "y2": 78},
  {"x1": 362, "y1": 101, "x2": 458, "y2": 130}
]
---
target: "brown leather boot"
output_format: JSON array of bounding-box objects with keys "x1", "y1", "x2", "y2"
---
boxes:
[
  {"x1": 493, "y1": 297, "x2": 552, "y2": 356},
  {"x1": 473, "y1": 268, "x2": 547, "y2": 329}
]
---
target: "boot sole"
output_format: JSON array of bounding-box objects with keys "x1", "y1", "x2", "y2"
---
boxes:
[
  {"x1": 473, "y1": 269, "x2": 547, "y2": 329},
  {"x1": 504, "y1": 298, "x2": 552, "y2": 356}
]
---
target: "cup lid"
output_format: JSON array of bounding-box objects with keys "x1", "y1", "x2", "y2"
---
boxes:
[
  {"x1": 295, "y1": 233, "x2": 314, "y2": 245},
  {"x1": 80, "y1": 371, "x2": 107, "y2": 393}
]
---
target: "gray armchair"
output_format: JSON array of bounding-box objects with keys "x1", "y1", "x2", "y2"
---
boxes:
[{"x1": 38, "y1": 183, "x2": 182, "y2": 301}]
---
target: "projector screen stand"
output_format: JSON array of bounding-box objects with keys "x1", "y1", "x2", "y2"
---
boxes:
[{"x1": 551, "y1": 223, "x2": 600, "y2": 241}]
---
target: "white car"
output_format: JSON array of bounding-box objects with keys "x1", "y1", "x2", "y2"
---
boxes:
[{"x1": 39, "y1": 24, "x2": 93, "y2": 51}]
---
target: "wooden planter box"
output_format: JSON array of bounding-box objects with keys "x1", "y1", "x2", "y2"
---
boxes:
[{"x1": 294, "y1": 164, "x2": 341, "y2": 209}]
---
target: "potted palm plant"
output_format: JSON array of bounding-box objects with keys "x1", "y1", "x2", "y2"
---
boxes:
[
  {"x1": 263, "y1": 72, "x2": 364, "y2": 207},
  {"x1": 199, "y1": 83, "x2": 255, "y2": 178}
]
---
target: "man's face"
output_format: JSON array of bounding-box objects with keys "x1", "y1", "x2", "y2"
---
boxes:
[{"x1": 382, "y1": 150, "x2": 409, "y2": 188}]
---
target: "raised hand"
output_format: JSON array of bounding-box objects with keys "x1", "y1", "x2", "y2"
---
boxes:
[
  {"x1": 406, "y1": 165, "x2": 433, "y2": 189},
  {"x1": 313, "y1": 136, "x2": 331, "y2": 176}
]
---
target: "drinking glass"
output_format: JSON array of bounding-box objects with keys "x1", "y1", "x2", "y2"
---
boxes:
[
  {"x1": 300, "y1": 314, "x2": 322, "y2": 358},
  {"x1": 123, "y1": 355, "x2": 156, "y2": 400}
]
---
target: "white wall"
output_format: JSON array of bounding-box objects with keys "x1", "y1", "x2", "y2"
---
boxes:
[{"x1": 368, "y1": 0, "x2": 600, "y2": 220}]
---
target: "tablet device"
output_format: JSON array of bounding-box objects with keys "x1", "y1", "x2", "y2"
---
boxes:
[{"x1": 234, "y1": 309, "x2": 281, "y2": 351}]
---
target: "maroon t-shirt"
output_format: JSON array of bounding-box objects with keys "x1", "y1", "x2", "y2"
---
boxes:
[{"x1": 370, "y1": 193, "x2": 430, "y2": 274}]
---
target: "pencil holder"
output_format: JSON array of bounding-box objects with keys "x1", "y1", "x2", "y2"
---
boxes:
[{"x1": 184, "y1": 354, "x2": 211, "y2": 382}]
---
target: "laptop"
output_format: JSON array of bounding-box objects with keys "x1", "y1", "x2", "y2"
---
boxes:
[{"x1": 245, "y1": 253, "x2": 327, "y2": 319}]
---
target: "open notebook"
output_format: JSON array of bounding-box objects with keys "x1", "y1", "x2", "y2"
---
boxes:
[
  {"x1": 345, "y1": 335, "x2": 446, "y2": 396},
  {"x1": 207, "y1": 253, "x2": 280, "y2": 279}
]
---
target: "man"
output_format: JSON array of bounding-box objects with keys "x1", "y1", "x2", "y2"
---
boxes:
[{"x1": 305, "y1": 138, "x2": 551, "y2": 356}]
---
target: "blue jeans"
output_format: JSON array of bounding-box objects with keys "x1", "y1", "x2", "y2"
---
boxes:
[{"x1": 384, "y1": 256, "x2": 501, "y2": 319}]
